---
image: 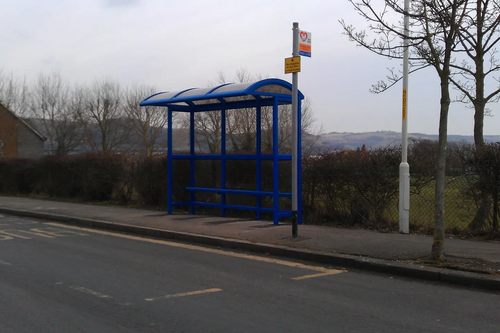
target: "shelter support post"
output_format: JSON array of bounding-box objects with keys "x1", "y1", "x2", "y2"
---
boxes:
[
  {"x1": 167, "y1": 108, "x2": 173, "y2": 214},
  {"x1": 190, "y1": 111, "x2": 196, "y2": 214},
  {"x1": 297, "y1": 97, "x2": 302, "y2": 225},
  {"x1": 272, "y1": 98, "x2": 279, "y2": 225},
  {"x1": 221, "y1": 108, "x2": 227, "y2": 217},
  {"x1": 256, "y1": 105, "x2": 262, "y2": 220}
]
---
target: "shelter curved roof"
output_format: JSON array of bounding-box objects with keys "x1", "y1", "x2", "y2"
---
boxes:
[{"x1": 140, "y1": 78, "x2": 303, "y2": 110}]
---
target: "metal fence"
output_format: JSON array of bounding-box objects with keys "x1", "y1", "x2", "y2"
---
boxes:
[
  {"x1": 300, "y1": 144, "x2": 500, "y2": 237},
  {"x1": 407, "y1": 175, "x2": 498, "y2": 234}
]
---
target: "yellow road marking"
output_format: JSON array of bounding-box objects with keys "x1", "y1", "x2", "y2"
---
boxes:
[
  {"x1": 0, "y1": 259, "x2": 11, "y2": 265},
  {"x1": 45, "y1": 222, "x2": 346, "y2": 279},
  {"x1": 145, "y1": 288, "x2": 222, "y2": 302},
  {"x1": 18, "y1": 229, "x2": 55, "y2": 238},
  {"x1": 0, "y1": 234, "x2": 14, "y2": 241},
  {"x1": 0, "y1": 215, "x2": 4, "y2": 218},
  {"x1": 0, "y1": 227, "x2": 89, "y2": 240},
  {"x1": 32, "y1": 227, "x2": 88, "y2": 237},
  {"x1": 0, "y1": 229, "x2": 55, "y2": 239},
  {"x1": 292, "y1": 271, "x2": 343, "y2": 280},
  {"x1": 0, "y1": 230, "x2": 31, "y2": 239}
]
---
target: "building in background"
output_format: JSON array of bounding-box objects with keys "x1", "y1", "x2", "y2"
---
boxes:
[{"x1": 0, "y1": 102, "x2": 46, "y2": 158}]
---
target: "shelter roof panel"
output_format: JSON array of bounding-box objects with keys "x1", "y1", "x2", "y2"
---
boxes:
[
  {"x1": 211, "y1": 82, "x2": 253, "y2": 94},
  {"x1": 254, "y1": 84, "x2": 291, "y2": 95},
  {"x1": 140, "y1": 78, "x2": 303, "y2": 109},
  {"x1": 223, "y1": 95, "x2": 256, "y2": 103},
  {"x1": 146, "y1": 91, "x2": 180, "y2": 102},
  {"x1": 178, "y1": 87, "x2": 212, "y2": 98}
]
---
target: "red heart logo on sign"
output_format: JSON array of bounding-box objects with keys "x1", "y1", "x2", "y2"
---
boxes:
[{"x1": 300, "y1": 31, "x2": 308, "y2": 42}]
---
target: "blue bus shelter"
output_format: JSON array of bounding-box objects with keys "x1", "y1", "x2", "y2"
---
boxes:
[{"x1": 140, "y1": 78, "x2": 303, "y2": 224}]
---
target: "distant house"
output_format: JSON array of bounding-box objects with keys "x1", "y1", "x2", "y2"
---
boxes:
[{"x1": 0, "y1": 102, "x2": 46, "y2": 158}]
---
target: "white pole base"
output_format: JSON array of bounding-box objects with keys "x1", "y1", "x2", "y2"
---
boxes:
[{"x1": 399, "y1": 162, "x2": 410, "y2": 234}]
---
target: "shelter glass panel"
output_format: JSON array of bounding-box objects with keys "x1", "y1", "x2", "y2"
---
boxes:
[
  {"x1": 195, "y1": 159, "x2": 221, "y2": 196},
  {"x1": 225, "y1": 108, "x2": 257, "y2": 154}
]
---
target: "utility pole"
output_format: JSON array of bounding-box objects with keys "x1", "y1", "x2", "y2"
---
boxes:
[
  {"x1": 399, "y1": 0, "x2": 410, "y2": 234},
  {"x1": 291, "y1": 22, "x2": 299, "y2": 238}
]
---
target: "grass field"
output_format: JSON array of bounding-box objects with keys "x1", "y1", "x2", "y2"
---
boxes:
[{"x1": 403, "y1": 176, "x2": 478, "y2": 230}]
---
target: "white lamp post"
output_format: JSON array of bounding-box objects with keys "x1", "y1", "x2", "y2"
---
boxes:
[{"x1": 399, "y1": 0, "x2": 411, "y2": 234}]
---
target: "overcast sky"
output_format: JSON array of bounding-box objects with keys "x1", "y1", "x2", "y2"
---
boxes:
[{"x1": 1, "y1": 0, "x2": 499, "y2": 135}]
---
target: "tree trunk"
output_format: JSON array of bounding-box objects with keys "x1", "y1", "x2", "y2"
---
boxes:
[
  {"x1": 473, "y1": 103, "x2": 485, "y2": 148},
  {"x1": 470, "y1": 46, "x2": 491, "y2": 230},
  {"x1": 470, "y1": 128, "x2": 492, "y2": 232},
  {"x1": 493, "y1": 181, "x2": 499, "y2": 231},
  {"x1": 431, "y1": 76, "x2": 451, "y2": 262},
  {"x1": 146, "y1": 145, "x2": 152, "y2": 158},
  {"x1": 470, "y1": 193, "x2": 492, "y2": 231}
]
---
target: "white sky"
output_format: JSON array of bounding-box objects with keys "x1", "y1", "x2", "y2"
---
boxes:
[{"x1": 1, "y1": 0, "x2": 499, "y2": 135}]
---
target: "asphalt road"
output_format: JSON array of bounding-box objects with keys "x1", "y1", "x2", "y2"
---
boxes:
[{"x1": 0, "y1": 214, "x2": 499, "y2": 333}]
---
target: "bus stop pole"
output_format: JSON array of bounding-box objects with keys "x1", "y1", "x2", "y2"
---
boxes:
[{"x1": 292, "y1": 22, "x2": 299, "y2": 238}]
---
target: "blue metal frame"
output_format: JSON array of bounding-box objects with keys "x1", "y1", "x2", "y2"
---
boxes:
[
  {"x1": 189, "y1": 111, "x2": 195, "y2": 214},
  {"x1": 256, "y1": 105, "x2": 262, "y2": 220},
  {"x1": 221, "y1": 107, "x2": 227, "y2": 217},
  {"x1": 140, "y1": 78, "x2": 304, "y2": 225}
]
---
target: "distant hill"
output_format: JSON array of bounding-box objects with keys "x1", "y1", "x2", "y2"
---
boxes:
[
  {"x1": 315, "y1": 131, "x2": 500, "y2": 151},
  {"x1": 23, "y1": 116, "x2": 499, "y2": 154}
]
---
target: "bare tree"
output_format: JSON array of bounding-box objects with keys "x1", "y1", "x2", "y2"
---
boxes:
[
  {"x1": 0, "y1": 70, "x2": 29, "y2": 116},
  {"x1": 341, "y1": 0, "x2": 470, "y2": 261},
  {"x1": 179, "y1": 69, "x2": 319, "y2": 157},
  {"x1": 188, "y1": 70, "x2": 246, "y2": 154},
  {"x1": 192, "y1": 111, "x2": 223, "y2": 154},
  {"x1": 29, "y1": 72, "x2": 81, "y2": 155},
  {"x1": 451, "y1": 0, "x2": 500, "y2": 147},
  {"x1": 226, "y1": 69, "x2": 259, "y2": 153},
  {"x1": 259, "y1": 98, "x2": 317, "y2": 154},
  {"x1": 448, "y1": 0, "x2": 500, "y2": 231},
  {"x1": 203, "y1": 69, "x2": 319, "y2": 155},
  {"x1": 76, "y1": 80, "x2": 130, "y2": 152},
  {"x1": 124, "y1": 85, "x2": 168, "y2": 157}
]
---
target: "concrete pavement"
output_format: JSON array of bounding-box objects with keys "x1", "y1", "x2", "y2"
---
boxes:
[{"x1": 0, "y1": 196, "x2": 499, "y2": 290}]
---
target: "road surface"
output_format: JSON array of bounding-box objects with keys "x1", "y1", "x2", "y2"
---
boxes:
[{"x1": 0, "y1": 214, "x2": 498, "y2": 332}]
